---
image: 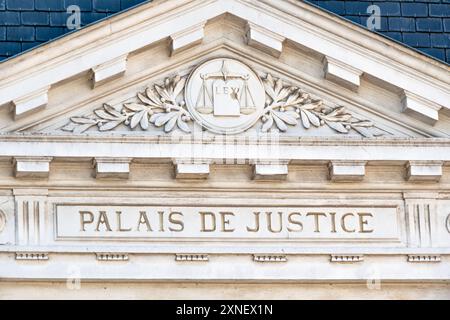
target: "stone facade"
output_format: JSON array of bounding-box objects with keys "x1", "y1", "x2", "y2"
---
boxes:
[{"x1": 0, "y1": 0, "x2": 449, "y2": 299}]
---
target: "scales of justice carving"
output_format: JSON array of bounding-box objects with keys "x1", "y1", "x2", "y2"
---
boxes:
[
  {"x1": 62, "y1": 58, "x2": 386, "y2": 137},
  {"x1": 195, "y1": 61, "x2": 257, "y2": 117}
]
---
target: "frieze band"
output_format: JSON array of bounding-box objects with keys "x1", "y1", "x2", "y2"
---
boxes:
[{"x1": 55, "y1": 205, "x2": 399, "y2": 241}]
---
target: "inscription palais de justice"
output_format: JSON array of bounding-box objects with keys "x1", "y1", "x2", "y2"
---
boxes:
[{"x1": 78, "y1": 209, "x2": 375, "y2": 234}]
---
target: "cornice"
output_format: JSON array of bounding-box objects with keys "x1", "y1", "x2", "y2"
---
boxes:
[{"x1": 0, "y1": 133, "x2": 449, "y2": 147}]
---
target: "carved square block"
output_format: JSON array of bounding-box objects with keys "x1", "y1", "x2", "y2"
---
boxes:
[
  {"x1": 253, "y1": 163, "x2": 288, "y2": 181},
  {"x1": 170, "y1": 22, "x2": 205, "y2": 56},
  {"x1": 94, "y1": 157, "x2": 131, "y2": 179},
  {"x1": 328, "y1": 161, "x2": 366, "y2": 182},
  {"x1": 175, "y1": 162, "x2": 210, "y2": 179},
  {"x1": 402, "y1": 91, "x2": 441, "y2": 125},
  {"x1": 14, "y1": 157, "x2": 52, "y2": 179},
  {"x1": 406, "y1": 161, "x2": 442, "y2": 182},
  {"x1": 246, "y1": 22, "x2": 285, "y2": 57},
  {"x1": 12, "y1": 86, "x2": 50, "y2": 120},
  {"x1": 323, "y1": 56, "x2": 362, "y2": 92},
  {"x1": 91, "y1": 54, "x2": 128, "y2": 88}
]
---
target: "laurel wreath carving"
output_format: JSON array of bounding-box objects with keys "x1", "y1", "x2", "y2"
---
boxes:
[
  {"x1": 62, "y1": 75, "x2": 192, "y2": 134},
  {"x1": 260, "y1": 74, "x2": 383, "y2": 137},
  {"x1": 62, "y1": 73, "x2": 384, "y2": 137}
]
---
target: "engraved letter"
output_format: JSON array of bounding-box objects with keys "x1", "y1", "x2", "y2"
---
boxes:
[
  {"x1": 220, "y1": 212, "x2": 235, "y2": 232},
  {"x1": 247, "y1": 212, "x2": 260, "y2": 232},
  {"x1": 168, "y1": 212, "x2": 184, "y2": 232},
  {"x1": 137, "y1": 211, "x2": 152, "y2": 232},
  {"x1": 199, "y1": 212, "x2": 216, "y2": 232},
  {"x1": 95, "y1": 211, "x2": 112, "y2": 232},
  {"x1": 116, "y1": 211, "x2": 132, "y2": 232},
  {"x1": 266, "y1": 212, "x2": 283, "y2": 233},
  {"x1": 287, "y1": 212, "x2": 303, "y2": 232},
  {"x1": 79, "y1": 211, "x2": 94, "y2": 232},
  {"x1": 306, "y1": 212, "x2": 326, "y2": 233},
  {"x1": 329, "y1": 212, "x2": 337, "y2": 233},
  {"x1": 158, "y1": 211, "x2": 165, "y2": 232},
  {"x1": 341, "y1": 213, "x2": 356, "y2": 233},
  {"x1": 358, "y1": 213, "x2": 374, "y2": 233}
]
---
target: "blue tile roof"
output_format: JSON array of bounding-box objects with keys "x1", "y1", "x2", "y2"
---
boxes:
[
  {"x1": 306, "y1": 0, "x2": 450, "y2": 64},
  {"x1": 0, "y1": 0, "x2": 449, "y2": 64},
  {"x1": 0, "y1": 0, "x2": 151, "y2": 59}
]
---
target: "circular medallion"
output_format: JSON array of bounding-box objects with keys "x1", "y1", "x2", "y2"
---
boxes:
[{"x1": 185, "y1": 58, "x2": 265, "y2": 134}]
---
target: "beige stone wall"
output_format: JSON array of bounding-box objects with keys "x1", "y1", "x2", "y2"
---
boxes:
[{"x1": 1, "y1": 281, "x2": 449, "y2": 300}]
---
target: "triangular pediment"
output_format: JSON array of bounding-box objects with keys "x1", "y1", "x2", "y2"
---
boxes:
[
  {"x1": 32, "y1": 45, "x2": 407, "y2": 139},
  {"x1": 0, "y1": 0, "x2": 449, "y2": 139}
]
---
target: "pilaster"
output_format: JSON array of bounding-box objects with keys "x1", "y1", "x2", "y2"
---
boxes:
[
  {"x1": 13, "y1": 189, "x2": 48, "y2": 246},
  {"x1": 404, "y1": 192, "x2": 438, "y2": 248}
]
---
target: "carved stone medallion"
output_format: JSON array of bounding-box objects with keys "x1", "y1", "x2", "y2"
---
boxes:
[{"x1": 185, "y1": 58, "x2": 265, "y2": 134}]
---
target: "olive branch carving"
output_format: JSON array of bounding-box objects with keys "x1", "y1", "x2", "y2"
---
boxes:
[
  {"x1": 62, "y1": 75, "x2": 192, "y2": 134},
  {"x1": 260, "y1": 74, "x2": 383, "y2": 137}
]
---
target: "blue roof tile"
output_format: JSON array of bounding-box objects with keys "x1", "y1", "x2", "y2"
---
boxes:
[
  {"x1": 6, "y1": 0, "x2": 34, "y2": 11},
  {"x1": 401, "y1": 3, "x2": 428, "y2": 18},
  {"x1": 35, "y1": 0, "x2": 65, "y2": 12},
  {"x1": 6, "y1": 25, "x2": 34, "y2": 41},
  {"x1": 64, "y1": 0, "x2": 92, "y2": 12},
  {"x1": 416, "y1": 18, "x2": 443, "y2": 32},
  {"x1": 0, "y1": 40, "x2": 20, "y2": 55},
  {"x1": 388, "y1": 17, "x2": 416, "y2": 32},
  {"x1": 21, "y1": 11, "x2": 50, "y2": 26}
]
